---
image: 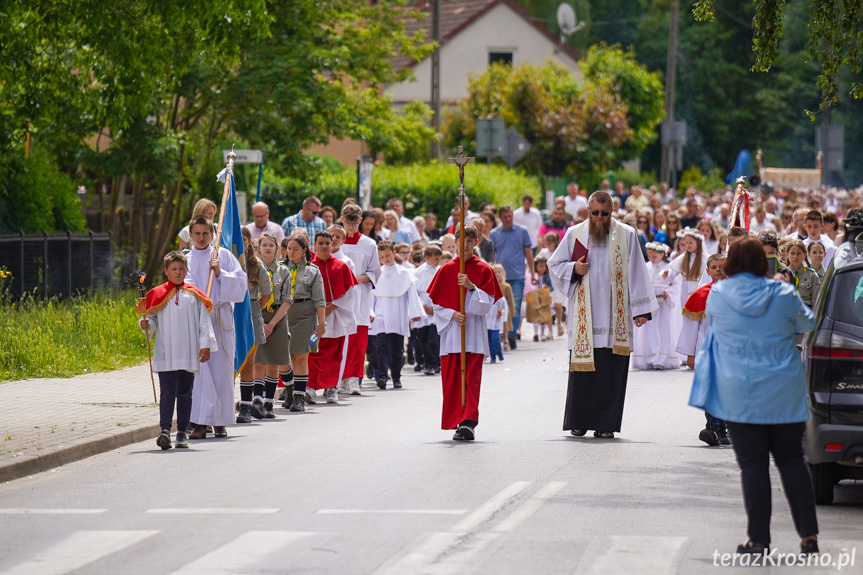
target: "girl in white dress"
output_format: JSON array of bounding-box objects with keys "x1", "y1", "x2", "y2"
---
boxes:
[
  {"x1": 632, "y1": 242, "x2": 680, "y2": 370},
  {"x1": 665, "y1": 228, "x2": 708, "y2": 308},
  {"x1": 697, "y1": 220, "x2": 719, "y2": 256}
]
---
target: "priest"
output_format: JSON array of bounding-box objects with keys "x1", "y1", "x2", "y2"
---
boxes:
[
  {"x1": 338, "y1": 204, "x2": 381, "y2": 394},
  {"x1": 427, "y1": 223, "x2": 502, "y2": 440},
  {"x1": 306, "y1": 230, "x2": 358, "y2": 404},
  {"x1": 185, "y1": 215, "x2": 248, "y2": 439},
  {"x1": 547, "y1": 191, "x2": 657, "y2": 439}
]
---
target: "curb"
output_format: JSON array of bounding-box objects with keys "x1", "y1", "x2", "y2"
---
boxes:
[{"x1": 0, "y1": 422, "x2": 163, "y2": 484}]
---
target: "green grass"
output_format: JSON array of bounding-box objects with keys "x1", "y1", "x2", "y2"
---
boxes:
[{"x1": 0, "y1": 290, "x2": 148, "y2": 382}]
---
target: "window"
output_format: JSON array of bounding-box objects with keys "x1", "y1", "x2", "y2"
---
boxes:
[{"x1": 488, "y1": 52, "x2": 513, "y2": 66}]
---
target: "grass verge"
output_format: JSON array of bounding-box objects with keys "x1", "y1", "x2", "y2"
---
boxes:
[{"x1": 0, "y1": 290, "x2": 148, "y2": 382}]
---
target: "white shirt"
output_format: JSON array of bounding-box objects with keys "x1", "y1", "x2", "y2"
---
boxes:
[
  {"x1": 803, "y1": 235, "x2": 836, "y2": 265},
  {"x1": 749, "y1": 218, "x2": 776, "y2": 235},
  {"x1": 339, "y1": 233, "x2": 382, "y2": 327},
  {"x1": 564, "y1": 195, "x2": 588, "y2": 219},
  {"x1": 399, "y1": 215, "x2": 422, "y2": 244},
  {"x1": 413, "y1": 262, "x2": 439, "y2": 328},
  {"x1": 512, "y1": 206, "x2": 543, "y2": 248},
  {"x1": 434, "y1": 287, "x2": 495, "y2": 356},
  {"x1": 485, "y1": 297, "x2": 508, "y2": 331}
]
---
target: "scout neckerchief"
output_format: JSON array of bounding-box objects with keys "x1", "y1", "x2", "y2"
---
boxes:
[
  {"x1": 263, "y1": 260, "x2": 276, "y2": 312},
  {"x1": 568, "y1": 218, "x2": 630, "y2": 372}
]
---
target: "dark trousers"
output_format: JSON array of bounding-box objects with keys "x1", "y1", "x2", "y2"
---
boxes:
[
  {"x1": 409, "y1": 328, "x2": 425, "y2": 366},
  {"x1": 725, "y1": 421, "x2": 819, "y2": 544},
  {"x1": 417, "y1": 325, "x2": 440, "y2": 370},
  {"x1": 158, "y1": 370, "x2": 194, "y2": 433},
  {"x1": 705, "y1": 412, "x2": 726, "y2": 432},
  {"x1": 374, "y1": 333, "x2": 405, "y2": 383}
]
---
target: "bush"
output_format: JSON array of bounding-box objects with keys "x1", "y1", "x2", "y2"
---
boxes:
[
  {"x1": 260, "y1": 164, "x2": 542, "y2": 221},
  {"x1": 0, "y1": 290, "x2": 148, "y2": 381},
  {"x1": 679, "y1": 166, "x2": 726, "y2": 195},
  {"x1": 0, "y1": 149, "x2": 86, "y2": 234}
]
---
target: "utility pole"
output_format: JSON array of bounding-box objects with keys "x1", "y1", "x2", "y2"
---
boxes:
[
  {"x1": 660, "y1": 0, "x2": 679, "y2": 187},
  {"x1": 430, "y1": 0, "x2": 441, "y2": 161}
]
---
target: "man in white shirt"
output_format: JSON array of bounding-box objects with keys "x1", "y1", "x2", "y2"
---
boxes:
[
  {"x1": 749, "y1": 205, "x2": 776, "y2": 235},
  {"x1": 802, "y1": 210, "x2": 836, "y2": 264},
  {"x1": 512, "y1": 194, "x2": 543, "y2": 249},
  {"x1": 564, "y1": 182, "x2": 588, "y2": 220}
]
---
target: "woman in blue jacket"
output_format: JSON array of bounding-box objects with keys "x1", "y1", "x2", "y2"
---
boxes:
[{"x1": 689, "y1": 237, "x2": 819, "y2": 557}]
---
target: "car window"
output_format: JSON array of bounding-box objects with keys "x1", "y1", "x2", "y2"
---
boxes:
[{"x1": 827, "y1": 270, "x2": 863, "y2": 326}]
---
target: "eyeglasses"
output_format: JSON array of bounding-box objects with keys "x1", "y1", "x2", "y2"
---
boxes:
[
  {"x1": 591, "y1": 210, "x2": 611, "y2": 217},
  {"x1": 637, "y1": 220, "x2": 648, "y2": 225},
  {"x1": 310, "y1": 210, "x2": 320, "y2": 216},
  {"x1": 343, "y1": 221, "x2": 359, "y2": 227}
]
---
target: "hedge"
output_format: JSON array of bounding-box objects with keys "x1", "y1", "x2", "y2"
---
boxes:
[{"x1": 260, "y1": 163, "x2": 543, "y2": 222}]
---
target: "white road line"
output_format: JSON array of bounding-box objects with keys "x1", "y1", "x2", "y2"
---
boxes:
[
  {"x1": 145, "y1": 508, "x2": 279, "y2": 514},
  {"x1": 0, "y1": 508, "x2": 107, "y2": 515},
  {"x1": 579, "y1": 536, "x2": 687, "y2": 575},
  {"x1": 450, "y1": 481, "x2": 531, "y2": 532},
  {"x1": 374, "y1": 532, "x2": 462, "y2": 575},
  {"x1": 491, "y1": 482, "x2": 567, "y2": 532},
  {"x1": 374, "y1": 532, "x2": 501, "y2": 575},
  {"x1": 0, "y1": 530, "x2": 157, "y2": 575},
  {"x1": 424, "y1": 532, "x2": 501, "y2": 575},
  {"x1": 167, "y1": 531, "x2": 315, "y2": 575},
  {"x1": 317, "y1": 509, "x2": 466, "y2": 515}
]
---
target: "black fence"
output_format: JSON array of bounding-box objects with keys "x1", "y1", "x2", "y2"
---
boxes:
[{"x1": 0, "y1": 232, "x2": 114, "y2": 300}]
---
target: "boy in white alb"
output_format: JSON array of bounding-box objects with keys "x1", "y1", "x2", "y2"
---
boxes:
[
  {"x1": 413, "y1": 244, "x2": 442, "y2": 375},
  {"x1": 369, "y1": 241, "x2": 424, "y2": 389}
]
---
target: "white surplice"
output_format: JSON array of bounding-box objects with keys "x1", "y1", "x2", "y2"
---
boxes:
[
  {"x1": 434, "y1": 288, "x2": 495, "y2": 357},
  {"x1": 340, "y1": 234, "x2": 382, "y2": 327},
  {"x1": 485, "y1": 297, "x2": 508, "y2": 332},
  {"x1": 632, "y1": 261, "x2": 680, "y2": 369},
  {"x1": 369, "y1": 263, "x2": 424, "y2": 338},
  {"x1": 675, "y1": 315, "x2": 708, "y2": 359},
  {"x1": 186, "y1": 245, "x2": 248, "y2": 426},
  {"x1": 412, "y1": 262, "x2": 439, "y2": 328},
  {"x1": 547, "y1": 223, "x2": 657, "y2": 351},
  {"x1": 141, "y1": 290, "x2": 218, "y2": 374}
]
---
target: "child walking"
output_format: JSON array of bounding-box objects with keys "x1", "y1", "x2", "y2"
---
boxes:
[
  {"x1": 137, "y1": 251, "x2": 217, "y2": 450},
  {"x1": 486, "y1": 291, "x2": 507, "y2": 363},
  {"x1": 532, "y1": 258, "x2": 555, "y2": 341},
  {"x1": 632, "y1": 242, "x2": 680, "y2": 370}
]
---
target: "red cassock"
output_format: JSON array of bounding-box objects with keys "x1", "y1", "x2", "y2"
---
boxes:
[
  {"x1": 427, "y1": 255, "x2": 502, "y2": 429},
  {"x1": 341, "y1": 232, "x2": 371, "y2": 379},
  {"x1": 308, "y1": 255, "x2": 358, "y2": 390}
]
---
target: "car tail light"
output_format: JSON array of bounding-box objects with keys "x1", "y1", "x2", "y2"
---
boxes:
[
  {"x1": 809, "y1": 331, "x2": 863, "y2": 359},
  {"x1": 825, "y1": 444, "x2": 844, "y2": 451}
]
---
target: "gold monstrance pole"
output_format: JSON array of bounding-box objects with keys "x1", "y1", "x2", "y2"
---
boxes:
[
  {"x1": 446, "y1": 146, "x2": 475, "y2": 407},
  {"x1": 207, "y1": 149, "x2": 237, "y2": 297}
]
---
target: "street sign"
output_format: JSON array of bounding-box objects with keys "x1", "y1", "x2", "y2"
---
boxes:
[
  {"x1": 504, "y1": 127, "x2": 531, "y2": 168},
  {"x1": 223, "y1": 149, "x2": 263, "y2": 164},
  {"x1": 476, "y1": 118, "x2": 505, "y2": 163},
  {"x1": 661, "y1": 120, "x2": 686, "y2": 171},
  {"x1": 815, "y1": 125, "x2": 844, "y2": 172}
]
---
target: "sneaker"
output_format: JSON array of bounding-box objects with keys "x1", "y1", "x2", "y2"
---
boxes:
[
  {"x1": 305, "y1": 388, "x2": 317, "y2": 404},
  {"x1": 393, "y1": 380, "x2": 403, "y2": 389},
  {"x1": 278, "y1": 388, "x2": 288, "y2": 402},
  {"x1": 377, "y1": 379, "x2": 387, "y2": 390},
  {"x1": 497, "y1": 354, "x2": 504, "y2": 362},
  {"x1": 156, "y1": 431, "x2": 172, "y2": 450},
  {"x1": 348, "y1": 378, "x2": 362, "y2": 395},
  {"x1": 250, "y1": 398, "x2": 266, "y2": 419},
  {"x1": 490, "y1": 358, "x2": 496, "y2": 364},
  {"x1": 366, "y1": 363, "x2": 374, "y2": 379},
  {"x1": 324, "y1": 388, "x2": 339, "y2": 403},
  {"x1": 414, "y1": 364, "x2": 423, "y2": 372},
  {"x1": 263, "y1": 401, "x2": 276, "y2": 418},
  {"x1": 455, "y1": 424, "x2": 475, "y2": 440},
  {"x1": 175, "y1": 433, "x2": 189, "y2": 449},
  {"x1": 434, "y1": 367, "x2": 441, "y2": 374},
  {"x1": 422, "y1": 367, "x2": 435, "y2": 375},
  {"x1": 236, "y1": 403, "x2": 252, "y2": 424},
  {"x1": 507, "y1": 335, "x2": 517, "y2": 350},
  {"x1": 290, "y1": 393, "x2": 305, "y2": 412},
  {"x1": 533, "y1": 334, "x2": 539, "y2": 342},
  {"x1": 718, "y1": 429, "x2": 731, "y2": 445},
  {"x1": 699, "y1": 428, "x2": 721, "y2": 447}
]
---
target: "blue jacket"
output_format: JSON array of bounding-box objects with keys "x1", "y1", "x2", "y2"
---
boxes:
[{"x1": 689, "y1": 273, "x2": 816, "y2": 424}]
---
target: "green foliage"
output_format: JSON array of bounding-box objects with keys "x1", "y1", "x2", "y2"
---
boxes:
[
  {"x1": 0, "y1": 149, "x2": 86, "y2": 234},
  {"x1": 0, "y1": 291, "x2": 147, "y2": 381},
  {"x1": 678, "y1": 166, "x2": 726, "y2": 194},
  {"x1": 260, "y1": 164, "x2": 541, "y2": 222},
  {"x1": 371, "y1": 102, "x2": 438, "y2": 165}
]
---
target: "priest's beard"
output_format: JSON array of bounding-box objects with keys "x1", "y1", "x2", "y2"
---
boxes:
[{"x1": 589, "y1": 218, "x2": 610, "y2": 244}]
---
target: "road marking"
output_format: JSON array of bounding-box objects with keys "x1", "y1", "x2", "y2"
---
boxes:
[
  {"x1": 145, "y1": 508, "x2": 279, "y2": 514},
  {"x1": 374, "y1": 531, "x2": 500, "y2": 575},
  {"x1": 317, "y1": 509, "x2": 466, "y2": 515},
  {"x1": 579, "y1": 536, "x2": 686, "y2": 575},
  {"x1": 450, "y1": 481, "x2": 531, "y2": 532},
  {"x1": 491, "y1": 482, "x2": 567, "y2": 532},
  {"x1": 167, "y1": 531, "x2": 315, "y2": 575},
  {"x1": 0, "y1": 508, "x2": 107, "y2": 515},
  {"x1": 1, "y1": 530, "x2": 157, "y2": 575}
]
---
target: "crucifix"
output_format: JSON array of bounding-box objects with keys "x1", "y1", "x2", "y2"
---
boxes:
[{"x1": 447, "y1": 145, "x2": 475, "y2": 406}]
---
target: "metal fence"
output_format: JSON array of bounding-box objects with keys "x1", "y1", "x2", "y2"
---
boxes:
[{"x1": 0, "y1": 232, "x2": 114, "y2": 300}]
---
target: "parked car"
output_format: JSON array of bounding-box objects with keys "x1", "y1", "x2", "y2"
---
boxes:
[{"x1": 802, "y1": 212, "x2": 863, "y2": 504}]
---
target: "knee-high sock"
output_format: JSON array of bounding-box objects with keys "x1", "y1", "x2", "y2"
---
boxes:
[
  {"x1": 280, "y1": 369, "x2": 294, "y2": 387},
  {"x1": 293, "y1": 375, "x2": 308, "y2": 395},
  {"x1": 239, "y1": 380, "x2": 254, "y2": 404},
  {"x1": 253, "y1": 379, "x2": 265, "y2": 401},
  {"x1": 264, "y1": 376, "x2": 279, "y2": 402}
]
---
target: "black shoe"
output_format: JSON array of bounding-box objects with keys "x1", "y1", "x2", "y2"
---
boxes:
[
  {"x1": 800, "y1": 539, "x2": 819, "y2": 555},
  {"x1": 413, "y1": 364, "x2": 423, "y2": 372},
  {"x1": 250, "y1": 398, "x2": 266, "y2": 419},
  {"x1": 699, "y1": 428, "x2": 720, "y2": 446},
  {"x1": 393, "y1": 381, "x2": 403, "y2": 389},
  {"x1": 406, "y1": 353, "x2": 414, "y2": 365},
  {"x1": 718, "y1": 429, "x2": 731, "y2": 445},
  {"x1": 278, "y1": 388, "x2": 288, "y2": 402},
  {"x1": 156, "y1": 431, "x2": 172, "y2": 450},
  {"x1": 263, "y1": 401, "x2": 275, "y2": 419},
  {"x1": 507, "y1": 335, "x2": 517, "y2": 350},
  {"x1": 423, "y1": 367, "x2": 435, "y2": 376},
  {"x1": 455, "y1": 424, "x2": 475, "y2": 440},
  {"x1": 516, "y1": 333, "x2": 521, "y2": 340},
  {"x1": 289, "y1": 394, "x2": 305, "y2": 412},
  {"x1": 736, "y1": 541, "x2": 768, "y2": 555},
  {"x1": 377, "y1": 379, "x2": 387, "y2": 390},
  {"x1": 434, "y1": 367, "x2": 441, "y2": 374},
  {"x1": 366, "y1": 363, "x2": 374, "y2": 379},
  {"x1": 236, "y1": 403, "x2": 252, "y2": 424}
]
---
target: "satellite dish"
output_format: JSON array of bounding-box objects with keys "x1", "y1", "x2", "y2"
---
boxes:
[{"x1": 556, "y1": 3, "x2": 585, "y2": 40}]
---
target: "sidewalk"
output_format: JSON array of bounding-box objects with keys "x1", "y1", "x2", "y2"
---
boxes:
[{"x1": 0, "y1": 364, "x2": 165, "y2": 483}]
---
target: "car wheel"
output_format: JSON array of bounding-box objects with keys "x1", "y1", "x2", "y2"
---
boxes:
[{"x1": 810, "y1": 462, "x2": 836, "y2": 505}]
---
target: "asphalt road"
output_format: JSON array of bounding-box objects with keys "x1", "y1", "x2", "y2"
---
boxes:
[{"x1": 1, "y1": 337, "x2": 862, "y2": 575}]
